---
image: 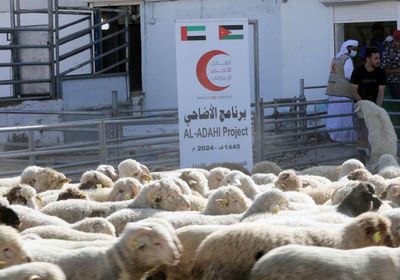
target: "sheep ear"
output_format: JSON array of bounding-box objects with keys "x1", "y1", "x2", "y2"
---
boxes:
[
  {"x1": 127, "y1": 226, "x2": 153, "y2": 248},
  {"x1": 29, "y1": 275, "x2": 41, "y2": 280},
  {"x1": 140, "y1": 174, "x2": 152, "y2": 182}
]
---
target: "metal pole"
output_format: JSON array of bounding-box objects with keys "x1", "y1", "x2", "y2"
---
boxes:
[
  {"x1": 54, "y1": 0, "x2": 61, "y2": 98},
  {"x1": 28, "y1": 130, "x2": 36, "y2": 165},
  {"x1": 98, "y1": 121, "x2": 107, "y2": 163},
  {"x1": 250, "y1": 19, "x2": 262, "y2": 163},
  {"x1": 111, "y1": 90, "x2": 118, "y2": 117},
  {"x1": 48, "y1": 0, "x2": 55, "y2": 98},
  {"x1": 9, "y1": 0, "x2": 17, "y2": 98}
]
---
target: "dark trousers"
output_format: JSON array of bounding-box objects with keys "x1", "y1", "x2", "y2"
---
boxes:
[{"x1": 388, "y1": 82, "x2": 400, "y2": 99}]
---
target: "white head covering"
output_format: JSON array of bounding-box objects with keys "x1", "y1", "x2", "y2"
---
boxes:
[{"x1": 336, "y1": 39, "x2": 359, "y2": 58}]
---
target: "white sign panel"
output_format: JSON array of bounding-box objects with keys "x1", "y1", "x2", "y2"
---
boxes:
[{"x1": 175, "y1": 19, "x2": 253, "y2": 170}]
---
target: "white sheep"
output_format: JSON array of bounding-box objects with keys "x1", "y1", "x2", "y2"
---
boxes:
[
  {"x1": 298, "y1": 165, "x2": 341, "y2": 181},
  {"x1": 106, "y1": 177, "x2": 144, "y2": 201},
  {"x1": 191, "y1": 212, "x2": 394, "y2": 280},
  {"x1": 5, "y1": 183, "x2": 39, "y2": 209},
  {"x1": 179, "y1": 169, "x2": 209, "y2": 196},
  {"x1": 374, "y1": 154, "x2": 400, "y2": 179},
  {"x1": 208, "y1": 167, "x2": 230, "y2": 189},
  {"x1": 0, "y1": 262, "x2": 66, "y2": 280},
  {"x1": 354, "y1": 100, "x2": 398, "y2": 165},
  {"x1": 40, "y1": 178, "x2": 191, "y2": 223},
  {"x1": 0, "y1": 225, "x2": 31, "y2": 268},
  {"x1": 251, "y1": 160, "x2": 282, "y2": 175},
  {"x1": 118, "y1": 158, "x2": 152, "y2": 183},
  {"x1": 338, "y1": 158, "x2": 366, "y2": 179},
  {"x1": 20, "y1": 166, "x2": 71, "y2": 192},
  {"x1": 21, "y1": 225, "x2": 115, "y2": 241},
  {"x1": 251, "y1": 173, "x2": 277, "y2": 185},
  {"x1": 29, "y1": 219, "x2": 182, "y2": 280},
  {"x1": 220, "y1": 170, "x2": 260, "y2": 200},
  {"x1": 203, "y1": 185, "x2": 252, "y2": 215},
  {"x1": 249, "y1": 244, "x2": 400, "y2": 280},
  {"x1": 78, "y1": 170, "x2": 114, "y2": 190},
  {"x1": 96, "y1": 164, "x2": 119, "y2": 181}
]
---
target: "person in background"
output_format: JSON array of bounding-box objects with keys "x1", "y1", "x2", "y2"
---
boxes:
[
  {"x1": 351, "y1": 46, "x2": 386, "y2": 162},
  {"x1": 381, "y1": 30, "x2": 400, "y2": 98},
  {"x1": 325, "y1": 40, "x2": 359, "y2": 143}
]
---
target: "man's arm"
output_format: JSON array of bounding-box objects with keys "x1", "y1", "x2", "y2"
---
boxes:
[
  {"x1": 351, "y1": 84, "x2": 362, "y2": 101},
  {"x1": 376, "y1": 85, "x2": 385, "y2": 107}
]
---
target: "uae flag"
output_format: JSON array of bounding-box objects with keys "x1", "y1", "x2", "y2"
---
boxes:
[
  {"x1": 219, "y1": 25, "x2": 244, "y2": 40},
  {"x1": 181, "y1": 26, "x2": 206, "y2": 41}
]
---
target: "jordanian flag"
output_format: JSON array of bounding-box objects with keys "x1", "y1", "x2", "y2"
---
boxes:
[
  {"x1": 181, "y1": 26, "x2": 206, "y2": 41},
  {"x1": 219, "y1": 25, "x2": 244, "y2": 40}
]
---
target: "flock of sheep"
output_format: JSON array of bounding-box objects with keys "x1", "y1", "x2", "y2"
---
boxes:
[
  {"x1": 0, "y1": 99, "x2": 398, "y2": 279},
  {"x1": 0, "y1": 153, "x2": 399, "y2": 280}
]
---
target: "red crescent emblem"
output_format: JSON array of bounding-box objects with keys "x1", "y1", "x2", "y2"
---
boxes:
[{"x1": 196, "y1": 50, "x2": 230, "y2": 91}]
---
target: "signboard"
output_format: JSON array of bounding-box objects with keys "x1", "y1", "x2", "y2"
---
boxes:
[{"x1": 175, "y1": 19, "x2": 253, "y2": 170}]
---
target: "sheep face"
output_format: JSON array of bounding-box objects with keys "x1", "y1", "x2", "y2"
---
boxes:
[
  {"x1": 108, "y1": 178, "x2": 143, "y2": 202},
  {"x1": 347, "y1": 168, "x2": 371, "y2": 181},
  {"x1": 146, "y1": 180, "x2": 191, "y2": 211},
  {"x1": 35, "y1": 168, "x2": 71, "y2": 192},
  {"x1": 96, "y1": 164, "x2": 119, "y2": 181},
  {"x1": 0, "y1": 226, "x2": 31, "y2": 268},
  {"x1": 381, "y1": 184, "x2": 400, "y2": 204},
  {"x1": 119, "y1": 223, "x2": 182, "y2": 269},
  {"x1": 208, "y1": 186, "x2": 251, "y2": 215},
  {"x1": 342, "y1": 212, "x2": 395, "y2": 248},
  {"x1": 208, "y1": 167, "x2": 230, "y2": 190},
  {"x1": 179, "y1": 170, "x2": 208, "y2": 196},
  {"x1": 275, "y1": 170, "x2": 301, "y2": 191},
  {"x1": 118, "y1": 159, "x2": 152, "y2": 183},
  {"x1": 79, "y1": 170, "x2": 113, "y2": 190}
]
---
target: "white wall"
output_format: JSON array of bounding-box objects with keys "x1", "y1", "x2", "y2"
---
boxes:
[
  {"x1": 280, "y1": 0, "x2": 334, "y2": 101},
  {"x1": 141, "y1": 0, "x2": 282, "y2": 109}
]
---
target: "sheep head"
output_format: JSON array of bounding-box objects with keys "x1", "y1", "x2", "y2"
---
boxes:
[
  {"x1": 118, "y1": 221, "x2": 182, "y2": 270},
  {"x1": 347, "y1": 168, "x2": 372, "y2": 181},
  {"x1": 57, "y1": 187, "x2": 88, "y2": 201},
  {"x1": 5, "y1": 184, "x2": 38, "y2": 209},
  {"x1": 107, "y1": 177, "x2": 143, "y2": 202},
  {"x1": 208, "y1": 186, "x2": 251, "y2": 215},
  {"x1": 275, "y1": 170, "x2": 301, "y2": 191},
  {"x1": 208, "y1": 167, "x2": 230, "y2": 190},
  {"x1": 0, "y1": 225, "x2": 31, "y2": 268},
  {"x1": 118, "y1": 159, "x2": 153, "y2": 183},
  {"x1": 79, "y1": 170, "x2": 113, "y2": 190},
  {"x1": 34, "y1": 168, "x2": 71, "y2": 192},
  {"x1": 96, "y1": 164, "x2": 119, "y2": 181},
  {"x1": 145, "y1": 179, "x2": 191, "y2": 211},
  {"x1": 341, "y1": 212, "x2": 395, "y2": 248}
]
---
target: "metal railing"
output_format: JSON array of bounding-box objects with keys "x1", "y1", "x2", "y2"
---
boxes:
[{"x1": 0, "y1": 0, "x2": 130, "y2": 100}]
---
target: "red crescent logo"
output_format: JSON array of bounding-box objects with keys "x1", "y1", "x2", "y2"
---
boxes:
[{"x1": 196, "y1": 50, "x2": 230, "y2": 91}]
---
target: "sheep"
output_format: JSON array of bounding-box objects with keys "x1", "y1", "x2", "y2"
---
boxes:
[
  {"x1": 354, "y1": 100, "x2": 398, "y2": 165},
  {"x1": 205, "y1": 162, "x2": 250, "y2": 175},
  {"x1": 208, "y1": 167, "x2": 231, "y2": 189},
  {"x1": 23, "y1": 238, "x2": 112, "y2": 250},
  {"x1": 57, "y1": 186, "x2": 88, "y2": 201},
  {"x1": 203, "y1": 185, "x2": 251, "y2": 215},
  {"x1": 29, "y1": 219, "x2": 182, "y2": 280},
  {"x1": 21, "y1": 225, "x2": 115, "y2": 241},
  {"x1": 155, "y1": 225, "x2": 228, "y2": 280},
  {"x1": 381, "y1": 183, "x2": 400, "y2": 207},
  {"x1": 251, "y1": 160, "x2": 282, "y2": 175},
  {"x1": 274, "y1": 170, "x2": 334, "y2": 204},
  {"x1": 118, "y1": 158, "x2": 152, "y2": 183},
  {"x1": 0, "y1": 176, "x2": 20, "y2": 191},
  {"x1": 0, "y1": 204, "x2": 21, "y2": 229},
  {"x1": 251, "y1": 173, "x2": 277, "y2": 185},
  {"x1": 220, "y1": 170, "x2": 260, "y2": 200},
  {"x1": 20, "y1": 166, "x2": 71, "y2": 192},
  {"x1": 298, "y1": 165, "x2": 340, "y2": 181},
  {"x1": 338, "y1": 158, "x2": 366, "y2": 179},
  {"x1": 11, "y1": 205, "x2": 115, "y2": 235},
  {"x1": 78, "y1": 170, "x2": 114, "y2": 190},
  {"x1": 108, "y1": 189, "x2": 285, "y2": 234},
  {"x1": 186, "y1": 195, "x2": 207, "y2": 211},
  {"x1": 249, "y1": 244, "x2": 400, "y2": 280},
  {"x1": 179, "y1": 170, "x2": 209, "y2": 196},
  {"x1": 106, "y1": 177, "x2": 144, "y2": 201},
  {"x1": 191, "y1": 212, "x2": 394, "y2": 280},
  {"x1": 96, "y1": 164, "x2": 119, "y2": 181},
  {"x1": 40, "y1": 178, "x2": 191, "y2": 223},
  {"x1": 374, "y1": 154, "x2": 400, "y2": 179},
  {"x1": 346, "y1": 168, "x2": 373, "y2": 181},
  {"x1": 0, "y1": 225, "x2": 31, "y2": 268},
  {"x1": 0, "y1": 262, "x2": 66, "y2": 280},
  {"x1": 5, "y1": 184, "x2": 39, "y2": 209}
]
